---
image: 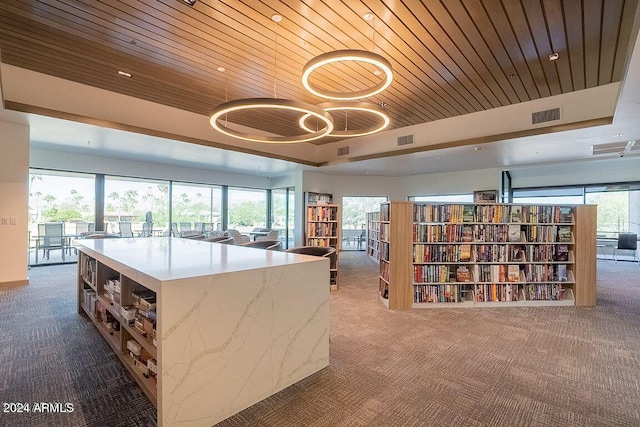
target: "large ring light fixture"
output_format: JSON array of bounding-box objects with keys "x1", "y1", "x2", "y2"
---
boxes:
[
  {"x1": 299, "y1": 101, "x2": 390, "y2": 137},
  {"x1": 302, "y1": 50, "x2": 393, "y2": 100},
  {"x1": 209, "y1": 98, "x2": 334, "y2": 143}
]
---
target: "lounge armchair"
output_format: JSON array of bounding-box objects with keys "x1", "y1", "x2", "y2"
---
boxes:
[{"x1": 224, "y1": 229, "x2": 250, "y2": 244}]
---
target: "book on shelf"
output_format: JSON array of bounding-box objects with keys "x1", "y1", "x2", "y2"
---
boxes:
[
  {"x1": 508, "y1": 224, "x2": 521, "y2": 242},
  {"x1": 462, "y1": 205, "x2": 475, "y2": 222},
  {"x1": 555, "y1": 244, "x2": 569, "y2": 261},
  {"x1": 456, "y1": 266, "x2": 471, "y2": 282},
  {"x1": 557, "y1": 206, "x2": 572, "y2": 223},
  {"x1": 307, "y1": 192, "x2": 333, "y2": 205},
  {"x1": 510, "y1": 205, "x2": 522, "y2": 223},
  {"x1": 461, "y1": 225, "x2": 473, "y2": 242},
  {"x1": 557, "y1": 226, "x2": 571, "y2": 242},
  {"x1": 473, "y1": 190, "x2": 497, "y2": 203},
  {"x1": 556, "y1": 264, "x2": 568, "y2": 282},
  {"x1": 460, "y1": 244, "x2": 471, "y2": 262},
  {"x1": 510, "y1": 245, "x2": 526, "y2": 262},
  {"x1": 507, "y1": 265, "x2": 520, "y2": 282}
]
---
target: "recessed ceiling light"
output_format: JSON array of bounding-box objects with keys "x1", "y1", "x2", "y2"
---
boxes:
[
  {"x1": 474, "y1": 146, "x2": 484, "y2": 151},
  {"x1": 272, "y1": 14, "x2": 282, "y2": 23},
  {"x1": 373, "y1": 69, "x2": 382, "y2": 76},
  {"x1": 180, "y1": 0, "x2": 196, "y2": 6},
  {"x1": 117, "y1": 71, "x2": 132, "y2": 78},
  {"x1": 548, "y1": 52, "x2": 559, "y2": 61},
  {"x1": 363, "y1": 12, "x2": 374, "y2": 21},
  {"x1": 613, "y1": 133, "x2": 622, "y2": 137},
  {"x1": 216, "y1": 66, "x2": 225, "y2": 72}
]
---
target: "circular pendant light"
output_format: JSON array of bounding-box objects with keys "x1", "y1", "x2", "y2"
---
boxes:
[
  {"x1": 210, "y1": 98, "x2": 334, "y2": 144},
  {"x1": 298, "y1": 101, "x2": 390, "y2": 137},
  {"x1": 302, "y1": 50, "x2": 393, "y2": 100}
]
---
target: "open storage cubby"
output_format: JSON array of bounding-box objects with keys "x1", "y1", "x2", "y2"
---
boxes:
[
  {"x1": 78, "y1": 252, "x2": 158, "y2": 406},
  {"x1": 378, "y1": 202, "x2": 596, "y2": 309}
]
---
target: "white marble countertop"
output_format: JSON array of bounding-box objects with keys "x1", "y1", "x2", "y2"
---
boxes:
[{"x1": 75, "y1": 237, "x2": 326, "y2": 284}]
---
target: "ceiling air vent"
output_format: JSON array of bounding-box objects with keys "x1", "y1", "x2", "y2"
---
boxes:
[
  {"x1": 532, "y1": 107, "x2": 560, "y2": 124},
  {"x1": 337, "y1": 146, "x2": 350, "y2": 156},
  {"x1": 397, "y1": 134, "x2": 414, "y2": 146},
  {"x1": 591, "y1": 141, "x2": 628, "y2": 155}
]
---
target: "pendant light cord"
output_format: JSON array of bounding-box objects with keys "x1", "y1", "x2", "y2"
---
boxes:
[{"x1": 273, "y1": 18, "x2": 279, "y2": 99}]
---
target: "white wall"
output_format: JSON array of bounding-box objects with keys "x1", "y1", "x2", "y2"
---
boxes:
[
  {"x1": 302, "y1": 168, "x2": 502, "y2": 203},
  {"x1": 30, "y1": 148, "x2": 271, "y2": 189},
  {"x1": 401, "y1": 168, "x2": 502, "y2": 199},
  {"x1": 0, "y1": 121, "x2": 29, "y2": 286},
  {"x1": 510, "y1": 158, "x2": 640, "y2": 189}
]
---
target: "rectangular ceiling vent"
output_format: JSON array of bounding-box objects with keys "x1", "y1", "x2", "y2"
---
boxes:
[
  {"x1": 532, "y1": 107, "x2": 561, "y2": 124},
  {"x1": 337, "y1": 146, "x2": 350, "y2": 156},
  {"x1": 592, "y1": 141, "x2": 629, "y2": 155},
  {"x1": 397, "y1": 134, "x2": 414, "y2": 146}
]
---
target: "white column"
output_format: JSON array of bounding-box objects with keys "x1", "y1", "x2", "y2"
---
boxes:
[{"x1": 0, "y1": 120, "x2": 30, "y2": 286}]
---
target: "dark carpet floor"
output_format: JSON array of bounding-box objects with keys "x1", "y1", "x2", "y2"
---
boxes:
[{"x1": 1, "y1": 254, "x2": 639, "y2": 427}]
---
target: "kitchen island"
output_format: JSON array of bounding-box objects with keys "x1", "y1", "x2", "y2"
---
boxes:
[{"x1": 76, "y1": 237, "x2": 329, "y2": 426}]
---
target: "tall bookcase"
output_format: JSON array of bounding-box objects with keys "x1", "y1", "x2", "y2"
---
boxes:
[
  {"x1": 306, "y1": 192, "x2": 340, "y2": 290},
  {"x1": 379, "y1": 201, "x2": 596, "y2": 310},
  {"x1": 366, "y1": 211, "x2": 381, "y2": 263}
]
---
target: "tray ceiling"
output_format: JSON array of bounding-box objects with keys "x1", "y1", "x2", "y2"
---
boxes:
[{"x1": 1, "y1": 0, "x2": 637, "y2": 149}]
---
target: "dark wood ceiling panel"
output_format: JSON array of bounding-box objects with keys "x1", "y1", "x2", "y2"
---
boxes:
[
  {"x1": 461, "y1": 0, "x2": 530, "y2": 103},
  {"x1": 440, "y1": 0, "x2": 520, "y2": 105},
  {"x1": 357, "y1": 1, "x2": 480, "y2": 115},
  {"x1": 390, "y1": 2, "x2": 493, "y2": 111},
  {"x1": 583, "y1": 0, "x2": 603, "y2": 88},
  {"x1": 541, "y1": 0, "x2": 573, "y2": 93},
  {"x1": 562, "y1": 0, "x2": 585, "y2": 90},
  {"x1": 0, "y1": 0, "x2": 637, "y2": 148},
  {"x1": 421, "y1": 1, "x2": 509, "y2": 108},
  {"x1": 481, "y1": 0, "x2": 542, "y2": 100},
  {"x1": 612, "y1": 0, "x2": 639, "y2": 80},
  {"x1": 599, "y1": 0, "x2": 624, "y2": 85},
  {"x1": 498, "y1": 0, "x2": 551, "y2": 99},
  {"x1": 520, "y1": 0, "x2": 562, "y2": 96},
  {"x1": 284, "y1": 0, "x2": 466, "y2": 120},
  {"x1": 0, "y1": 14, "x2": 219, "y2": 106}
]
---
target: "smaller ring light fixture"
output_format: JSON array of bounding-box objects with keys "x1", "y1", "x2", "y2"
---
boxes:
[
  {"x1": 298, "y1": 101, "x2": 390, "y2": 137},
  {"x1": 301, "y1": 50, "x2": 393, "y2": 100},
  {"x1": 209, "y1": 98, "x2": 334, "y2": 144}
]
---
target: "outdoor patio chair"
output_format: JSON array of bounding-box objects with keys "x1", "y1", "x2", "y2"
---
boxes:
[
  {"x1": 119, "y1": 222, "x2": 134, "y2": 237},
  {"x1": 38, "y1": 223, "x2": 65, "y2": 261}
]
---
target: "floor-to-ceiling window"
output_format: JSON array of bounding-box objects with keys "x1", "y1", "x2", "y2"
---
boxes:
[
  {"x1": 512, "y1": 187, "x2": 585, "y2": 205},
  {"x1": 513, "y1": 183, "x2": 640, "y2": 260},
  {"x1": 28, "y1": 169, "x2": 95, "y2": 266},
  {"x1": 104, "y1": 176, "x2": 170, "y2": 236},
  {"x1": 409, "y1": 194, "x2": 474, "y2": 203},
  {"x1": 271, "y1": 187, "x2": 295, "y2": 249},
  {"x1": 227, "y1": 187, "x2": 268, "y2": 234},
  {"x1": 172, "y1": 182, "x2": 222, "y2": 233},
  {"x1": 585, "y1": 186, "x2": 640, "y2": 237},
  {"x1": 341, "y1": 196, "x2": 388, "y2": 251}
]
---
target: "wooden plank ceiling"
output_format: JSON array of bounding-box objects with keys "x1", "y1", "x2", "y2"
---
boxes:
[{"x1": 0, "y1": 0, "x2": 637, "y2": 145}]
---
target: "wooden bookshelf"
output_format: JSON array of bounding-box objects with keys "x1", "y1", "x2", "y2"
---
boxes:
[
  {"x1": 379, "y1": 202, "x2": 597, "y2": 310},
  {"x1": 306, "y1": 192, "x2": 340, "y2": 290},
  {"x1": 366, "y1": 211, "x2": 380, "y2": 263},
  {"x1": 378, "y1": 202, "x2": 414, "y2": 310}
]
